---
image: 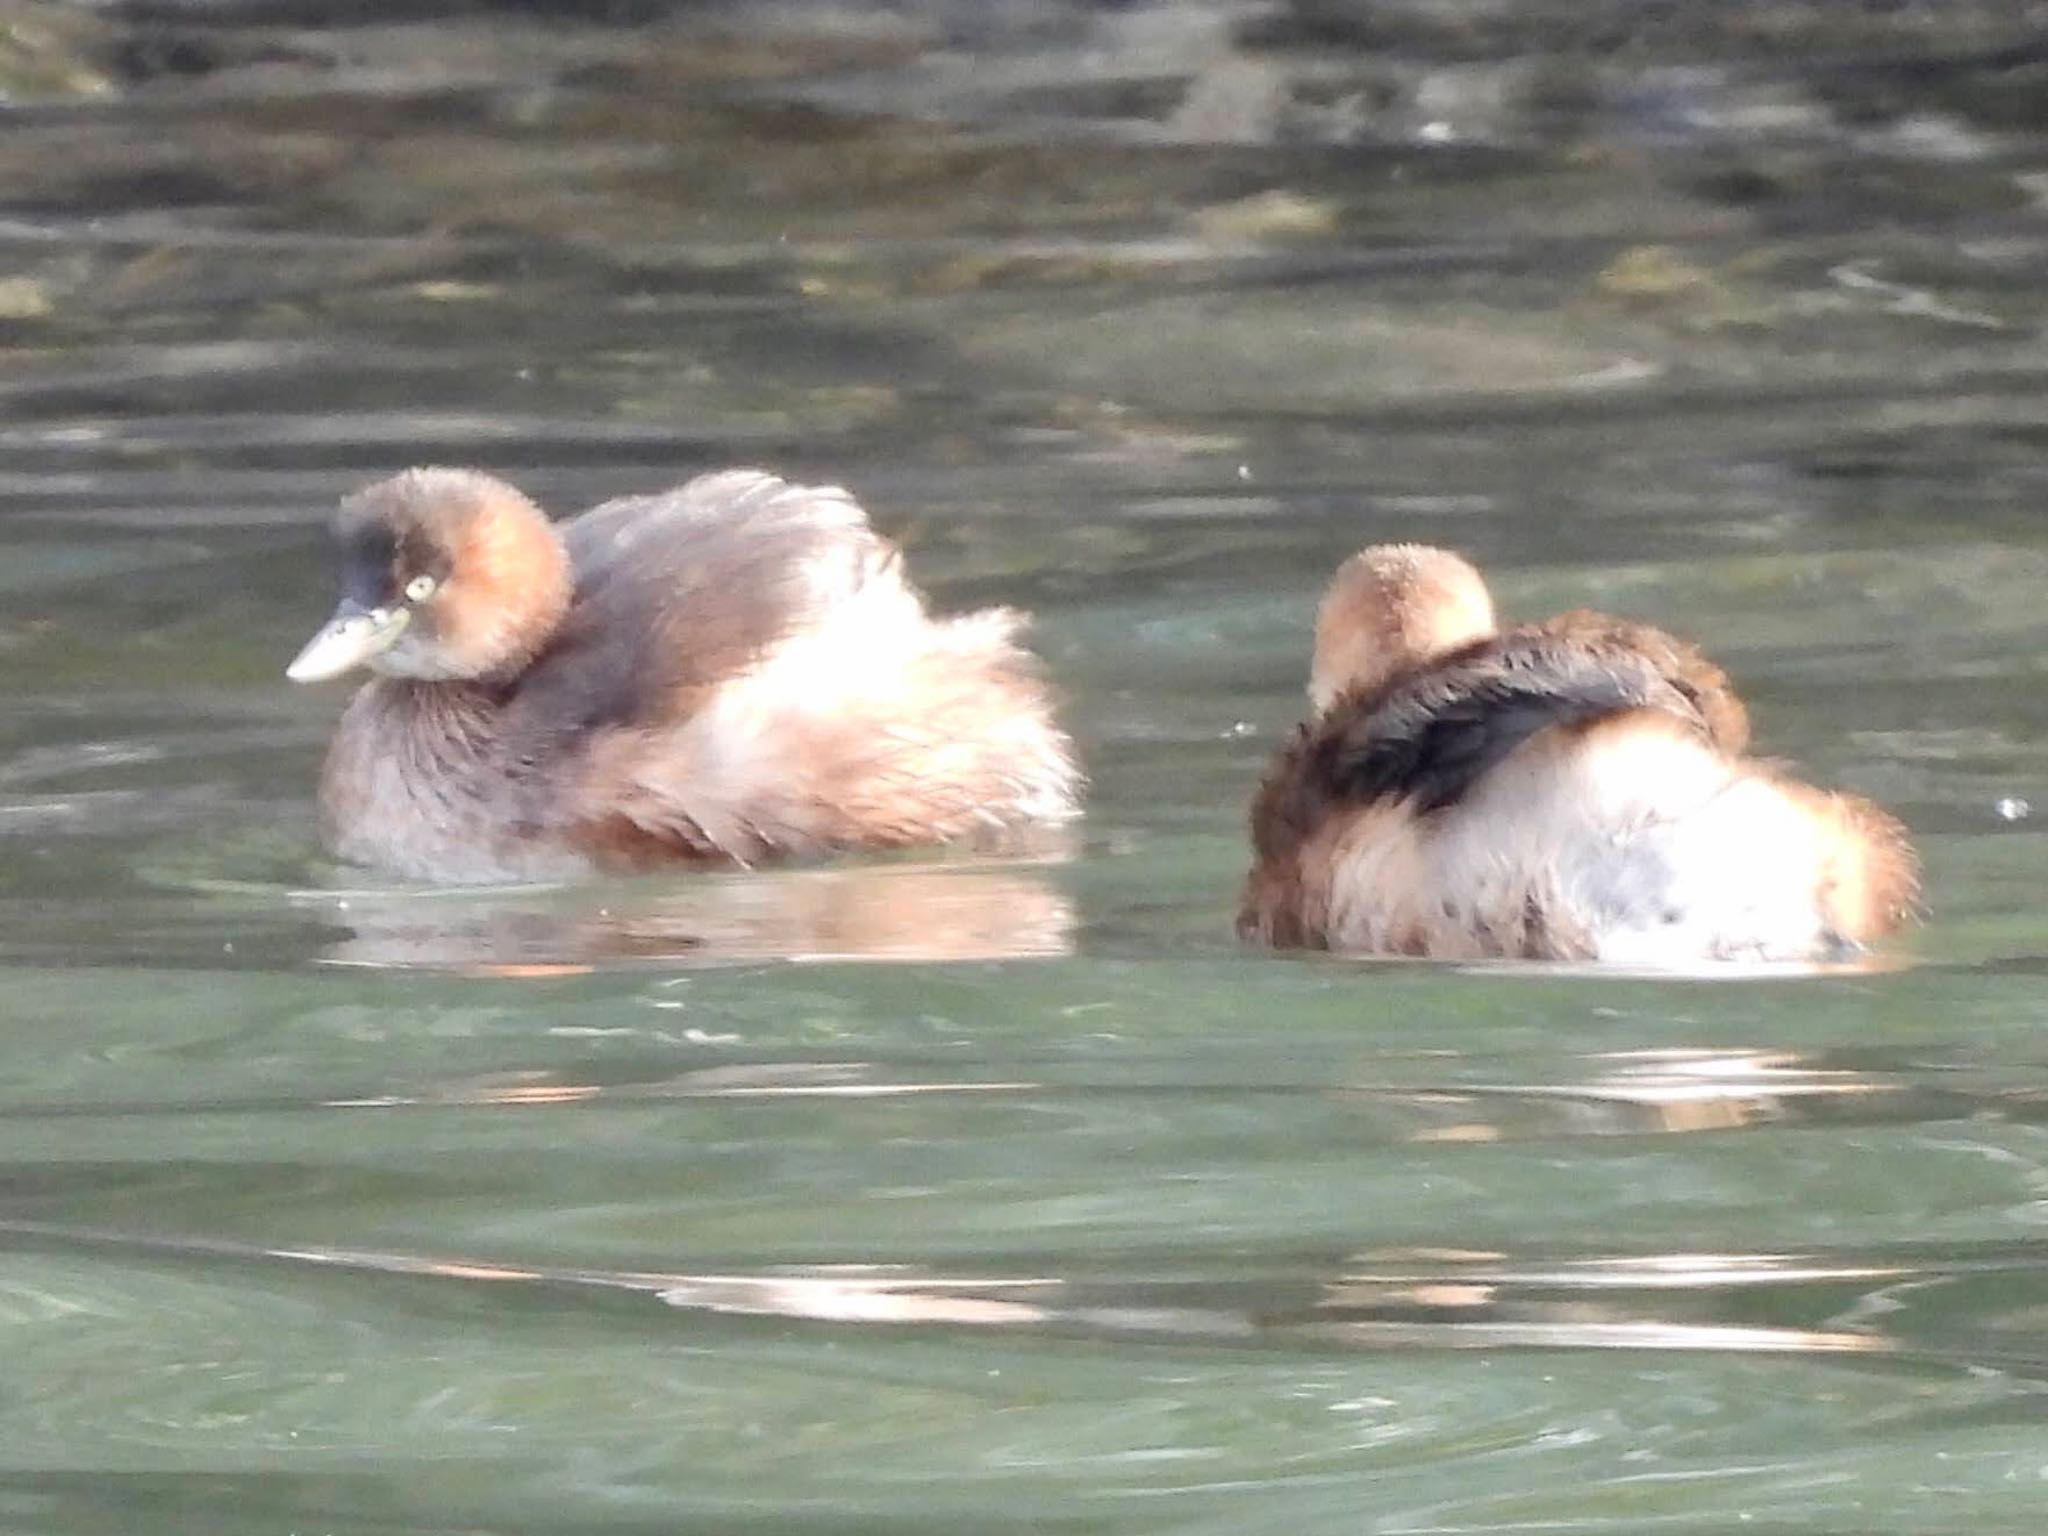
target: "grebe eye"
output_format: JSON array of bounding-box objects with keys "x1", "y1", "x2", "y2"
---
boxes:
[{"x1": 404, "y1": 574, "x2": 438, "y2": 603}]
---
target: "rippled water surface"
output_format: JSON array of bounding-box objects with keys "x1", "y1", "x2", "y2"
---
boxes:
[{"x1": 4, "y1": 3, "x2": 2048, "y2": 1531}]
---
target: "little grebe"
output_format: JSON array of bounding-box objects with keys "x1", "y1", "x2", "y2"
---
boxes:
[
  {"x1": 289, "y1": 467, "x2": 1081, "y2": 882},
  {"x1": 1240, "y1": 545, "x2": 1916, "y2": 963}
]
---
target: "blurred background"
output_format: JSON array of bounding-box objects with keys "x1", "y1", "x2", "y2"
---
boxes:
[{"x1": 2, "y1": 2, "x2": 2047, "y2": 1531}]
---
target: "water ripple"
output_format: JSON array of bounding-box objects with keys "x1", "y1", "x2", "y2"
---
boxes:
[{"x1": 13, "y1": 1218, "x2": 2048, "y2": 1376}]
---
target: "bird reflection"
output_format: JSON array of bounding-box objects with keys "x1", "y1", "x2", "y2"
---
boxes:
[
  {"x1": 1346, "y1": 1049, "x2": 1898, "y2": 1143},
  {"x1": 297, "y1": 853, "x2": 1075, "y2": 970}
]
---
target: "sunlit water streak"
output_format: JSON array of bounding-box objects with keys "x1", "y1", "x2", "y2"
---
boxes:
[{"x1": 4, "y1": 1217, "x2": 2020, "y2": 1369}]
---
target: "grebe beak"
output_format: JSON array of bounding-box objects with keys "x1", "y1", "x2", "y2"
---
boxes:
[{"x1": 286, "y1": 598, "x2": 411, "y2": 683}]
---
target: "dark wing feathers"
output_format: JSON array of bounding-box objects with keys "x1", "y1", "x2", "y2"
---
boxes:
[
  {"x1": 508, "y1": 471, "x2": 892, "y2": 739},
  {"x1": 1251, "y1": 626, "x2": 1711, "y2": 865},
  {"x1": 1326, "y1": 639, "x2": 1681, "y2": 813}
]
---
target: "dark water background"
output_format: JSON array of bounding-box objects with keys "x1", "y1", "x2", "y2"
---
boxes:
[{"x1": 2, "y1": 2, "x2": 2047, "y2": 1530}]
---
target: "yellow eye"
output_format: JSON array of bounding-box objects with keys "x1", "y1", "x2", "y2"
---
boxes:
[{"x1": 404, "y1": 574, "x2": 438, "y2": 603}]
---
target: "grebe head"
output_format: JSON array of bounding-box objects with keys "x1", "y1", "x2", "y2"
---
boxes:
[
  {"x1": 1309, "y1": 543, "x2": 1497, "y2": 712},
  {"x1": 287, "y1": 468, "x2": 571, "y2": 685}
]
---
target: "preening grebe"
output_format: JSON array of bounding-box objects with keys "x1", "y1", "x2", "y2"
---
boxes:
[{"x1": 1240, "y1": 545, "x2": 1915, "y2": 963}]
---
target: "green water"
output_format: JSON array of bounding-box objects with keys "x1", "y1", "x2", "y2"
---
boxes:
[{"x1": 2, "y1": 3, "x2": 2047, "y2": 1531}]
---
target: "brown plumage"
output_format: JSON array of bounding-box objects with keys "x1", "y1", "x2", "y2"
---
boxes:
[
  {"x1": 1241, "y1": 545, "x2": 1916, "y2": 964},
  {"x1": 290, "y1": 468, "x2": 1081, "y2": 882}
]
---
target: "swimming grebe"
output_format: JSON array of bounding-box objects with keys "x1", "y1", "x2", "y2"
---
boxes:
[
  {"x1": 289, "y1": 467, "x2": 1081, "y2": 882},
  {"x1": 1240, "y1": 545, "x2": 1916, "y2": 963}
]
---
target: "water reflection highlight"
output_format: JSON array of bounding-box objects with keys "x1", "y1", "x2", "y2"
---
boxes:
[{"x1": 299, "y1": 854, "x2": 1076, "y2": 969}]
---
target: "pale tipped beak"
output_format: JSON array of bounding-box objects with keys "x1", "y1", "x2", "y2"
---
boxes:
[{"x1": 286, "y1": 599, "x2": 410, "y2": 683}]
